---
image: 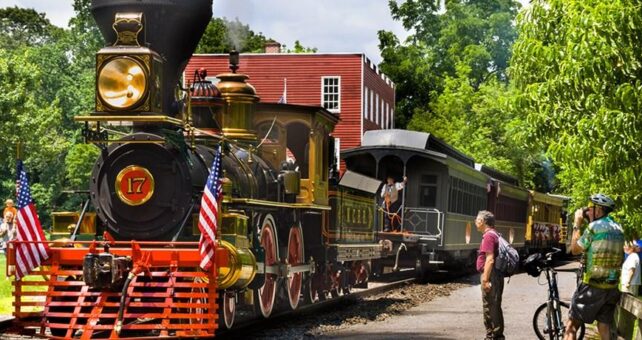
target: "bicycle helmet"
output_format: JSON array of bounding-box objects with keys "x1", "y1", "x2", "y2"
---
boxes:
[
  {"x1": 523, "y1": 253, "x2": 543, "y2": 277},
  {"x1": 589, "y1": 193, "x2": 615, "y2": 210}
]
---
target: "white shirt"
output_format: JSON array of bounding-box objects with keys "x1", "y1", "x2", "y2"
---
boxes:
[
  {"x1": 380, "y1": 182, "x2": 405, "y2": 197},
  {"x1": 621, "y1": 252, "x2": 641, "y2": 287}
]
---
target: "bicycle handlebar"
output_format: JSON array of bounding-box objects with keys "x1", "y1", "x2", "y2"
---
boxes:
[{"x1": 545, "y1": 247, "x2": 561, "y2": 261}]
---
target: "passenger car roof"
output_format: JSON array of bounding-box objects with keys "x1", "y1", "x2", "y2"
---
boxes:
[{"x1": 361, "y1": 129, "x2": 475, "y2": 167}]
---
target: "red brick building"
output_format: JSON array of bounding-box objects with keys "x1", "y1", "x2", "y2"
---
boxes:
[{"x1": 185, "y1": 52, "x2": 395, "y2": 170}]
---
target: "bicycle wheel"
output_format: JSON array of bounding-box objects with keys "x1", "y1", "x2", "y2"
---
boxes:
[{"x1": 533, "y1": 301, "x2": 585, "y2": 339}]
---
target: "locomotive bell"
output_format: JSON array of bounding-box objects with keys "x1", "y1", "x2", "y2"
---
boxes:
[{"x1": 215, "y1": 51, "x2": 259, "y2": 143}]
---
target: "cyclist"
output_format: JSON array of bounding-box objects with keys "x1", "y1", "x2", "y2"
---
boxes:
[{"x1": 565, "y1": 193, "x2": 624, "y2": 340}]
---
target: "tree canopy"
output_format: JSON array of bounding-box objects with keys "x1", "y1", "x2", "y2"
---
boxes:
[
  {"x1": 510, "y1": 0, "x2": 642, "y2": 233},
  {"x1": 0, "y1": 7, "x2": 63, "y2": 48},
  {"x1": 378, "y1": 0, "x2": 533, "y2": 182},
  {"x1": 0, "y1": 0, "x2": 102, "y2": 224},
  {"x1": 196, "y1": 17, "x2": 316, "y2": 54}
]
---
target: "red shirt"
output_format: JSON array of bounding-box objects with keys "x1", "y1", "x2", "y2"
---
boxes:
[{"x1": 476, "y1": 229, "x2": 499, "y2": 273}]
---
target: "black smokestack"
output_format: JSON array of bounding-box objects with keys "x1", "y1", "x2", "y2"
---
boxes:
[{"x1": 91, "y1": 0, "x2": 213, "y2": 115}]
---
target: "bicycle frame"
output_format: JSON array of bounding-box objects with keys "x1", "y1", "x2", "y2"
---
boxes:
[
  {"x1": 532, "y1": 249, "x2": 584, "y2": 339},
  {"x1": 544, "y1": 267, "x2": 566, "y2": 337}
]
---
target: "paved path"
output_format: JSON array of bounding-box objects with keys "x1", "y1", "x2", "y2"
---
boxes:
[{"x1": 323, "y1": 262, "x2": 582, "y2": 340}]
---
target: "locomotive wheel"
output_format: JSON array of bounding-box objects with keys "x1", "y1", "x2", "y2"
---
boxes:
[
  {"x1": 286, "y1": 225, "x2": 304, "y2": 310},
  {"x1": 255, "y1": 214, "x2": 279, "y2": 318},
  {"x1": 415, "y1": 257, "x2": 430, "y2": 284},
  {"x1": 371, "y1": 260, "x2": 384, "y2": 278},
  {"x1": 217, "y1": 291, "x2": 236, "y2": 330},
  {"x1": 303, "y1": 276, "x2": 317, "y2": 304},
  {"x1": 353, "y1": 261, "x2": 370, "y2": 289}
]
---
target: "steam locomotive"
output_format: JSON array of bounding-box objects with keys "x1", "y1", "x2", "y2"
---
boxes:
[
  {"x1": 8, "y1": 0, "x2": 382, "y2": 338},
  {"x1": 6, "y1": 1, "x2": 569, "y2": 338}
]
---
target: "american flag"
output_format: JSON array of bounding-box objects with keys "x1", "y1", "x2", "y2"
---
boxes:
[
  {"x1": 198, "y1": 145, "x2": 222, "y2": 271},
  {"x1": 14, "y1": 160, "x2": 50, "y2": 280}
]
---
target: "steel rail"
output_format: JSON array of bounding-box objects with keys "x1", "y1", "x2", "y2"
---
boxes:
[{"x1": 217, "y1": 275, "x2": 416, "y2": 339}]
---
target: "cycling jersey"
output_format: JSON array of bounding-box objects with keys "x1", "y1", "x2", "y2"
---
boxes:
[{"x1": 577, "y1": 216, "x2": 624, "y2": 289}]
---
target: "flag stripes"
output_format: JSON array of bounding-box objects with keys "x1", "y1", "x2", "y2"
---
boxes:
[
  {"x1": 198, "y1": 145, "x2": 222, "y2": 271},
  {"x1": 14, "y1": 160, "x2": 50, "y2": 280}
]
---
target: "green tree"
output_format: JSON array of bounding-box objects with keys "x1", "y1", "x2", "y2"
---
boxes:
[
  {"x1": 0, "y1": 48, "x2": 71, "y2": 217},
  {"x1": 379, "y1": 0, "x2": 520, "y2": 129},
  {"x1": 0, "y1": 0, "x2": 103, "y2": 226},
  {"x1": 380, "y1": 0, "x2": 527, "y2": 180},
  {"x1": 284, "y1": 40, "x2": 317, "y2": 53},
  {"x1": 196, "y1": 17, "x2": 270, "y2": 53},
  {"x1": 196, "y1": 17, "x2": 316, "y2": 54},
  {"x1": 0, "y1": 7, "x2": 63, "y2": 48},
  {"x1": 510, "y1": 0, "x2": 642, "y2": 231}
]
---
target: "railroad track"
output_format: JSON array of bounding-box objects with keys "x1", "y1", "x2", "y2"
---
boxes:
[
  {"x1": 0, "y1": 316, "x2": 14, "y2": 332},
  {"x1": 217, "y1": 275, "x2": 416, "y2": 339}
]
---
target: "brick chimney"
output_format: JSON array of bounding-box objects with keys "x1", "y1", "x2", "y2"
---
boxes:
[{"x1": 265, "y1": 40, "x2": 281, "y2": 53}]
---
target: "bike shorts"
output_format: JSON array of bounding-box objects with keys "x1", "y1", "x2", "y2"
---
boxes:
[{"x1": 569, "y1": 283, "x2": 620, "y2": 324}]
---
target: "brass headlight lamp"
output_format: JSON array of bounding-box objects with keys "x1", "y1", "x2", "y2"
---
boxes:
[
  {"x1": 97, "y1": 56, "x2": 148, "y2": 110},
  {"x1": 94, "y1": 12, "x2": 163, "y2": 114}
]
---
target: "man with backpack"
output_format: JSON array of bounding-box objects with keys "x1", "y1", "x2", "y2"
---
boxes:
[{"x1": 476, "y1": 210, "x2": 505, "y2": 340}]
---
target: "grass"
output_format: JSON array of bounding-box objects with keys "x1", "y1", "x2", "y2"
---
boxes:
[
  {"x1": 0, "y1": 256, "x2": 13, "y2": 315},
  {"x1": 0, "y1": 255, "x2": 48, "y2": 316}
]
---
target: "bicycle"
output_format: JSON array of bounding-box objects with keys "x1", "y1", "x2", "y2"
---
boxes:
[{"x1": 524, "y1": 248, "x2": 586, "y2": 340}]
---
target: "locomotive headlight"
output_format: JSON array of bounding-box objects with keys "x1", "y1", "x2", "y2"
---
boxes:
[{"x1": 98, "y1": 57, "x2": 148, "y2": 109}]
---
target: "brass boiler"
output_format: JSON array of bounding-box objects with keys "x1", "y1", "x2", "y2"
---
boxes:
[{"x1": 217, "y1": 212, "x2": 257, "y2": 290}]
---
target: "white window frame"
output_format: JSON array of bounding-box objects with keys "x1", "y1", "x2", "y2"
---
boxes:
[
  {"x1": 375, "y1": 93, "x2": 381, "y2": 126},
  {"x1": 385, "y1": 102, "x2": 389, "y2": 129},
  {"x1": 321, "y1": 76, "x2": 341, "y2": 113},
  {"x1": 364, "y1": 86, "x2": 369, "y2": 119},
  {"x1": 334, "y1": 138, "x2": 341, "y2": 170},
  {"x1": 369, "y1": 89, "x2": 374, "y2": 120}
]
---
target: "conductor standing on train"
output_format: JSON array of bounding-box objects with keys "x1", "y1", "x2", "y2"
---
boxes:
[
  {"x1": 565, "y1": 194, "x2": 624, "y2": 340},
  {"x1": 381, "y1": 175, "x2": 407, "y2": 232}
]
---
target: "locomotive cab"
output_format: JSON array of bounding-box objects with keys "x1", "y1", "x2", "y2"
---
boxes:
[{"x1": 255, "y1": 103, "x2": 338, "y2": 205}]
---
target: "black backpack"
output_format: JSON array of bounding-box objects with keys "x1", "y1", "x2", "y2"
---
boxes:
[{"x1": 490, "y1": 231, "x2": 520, "y2": 277}]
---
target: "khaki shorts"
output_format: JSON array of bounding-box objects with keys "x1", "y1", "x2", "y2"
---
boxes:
[{"x1": 569, "y1": 283, "x2": 620, "y2": 324}]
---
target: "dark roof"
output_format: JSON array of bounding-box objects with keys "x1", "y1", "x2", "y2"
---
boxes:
[
  {"x1": 256, "y1": 102, "x2": 339, "y2": 124},
  {"x1": 361, "y1": 129, "x2": 475, "y2": 167}
]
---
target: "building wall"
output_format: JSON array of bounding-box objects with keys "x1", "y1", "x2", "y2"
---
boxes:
[{"x1": 362, "y1": 57, "x2": 396, "y2": 132}]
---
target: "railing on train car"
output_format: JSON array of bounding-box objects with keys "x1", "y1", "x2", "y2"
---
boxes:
[{"x1": 402, "y1": 207, "x2": 444, "y2": 246}]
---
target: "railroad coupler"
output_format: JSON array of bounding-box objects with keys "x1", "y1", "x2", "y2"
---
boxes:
[{"x1": 82, "y1": 252, "x2": 132, "y2": 290}]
